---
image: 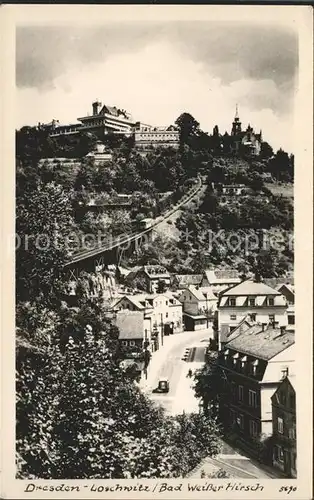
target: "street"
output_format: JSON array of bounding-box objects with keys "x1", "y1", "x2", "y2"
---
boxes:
[
  {"x1": 140, "y1": 328, "x2": 211, "y2": 415},
  {"x1": 140, "y1": 327, "x2": 284, "y2": 479}
]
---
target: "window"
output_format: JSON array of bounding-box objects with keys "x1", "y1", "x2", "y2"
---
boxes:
[
  {"x1": 250, "y1": 313, "x2": 256, "y2": 321},
  {"x1": 291, "y1": 453, "x2": 297, "y2": 470},
  {"x1": 289, "y1": 423, "x2": 296, "y2": 440},
  {"x1": 129, "y1": 340, "x2": 136, "y2": 347},
  {"x1": 269, "y1": 314, "x2": 275, "y2": 322},
  {"x1": 268, "y1": 298, "x2": 275, "y2": 306},
  {"x1": 281, "y1": 367, "x2": 289, "y2": 379},
  {"x1": 166, "y1": 312, "x2": 169, "y2": 318},
  {"x1": 249, "y1": 298, "x2": 256, "y2": 306},
  {"x1": 277, "y1": 417, "x2": 284, "y2": 434},
  {"x1": 248, "y1": 390, "x2": 258, "y2": 408},
  {"x1": 121, "y1": 340, "x2": 128, "y2": 346},
  {"x1": 288, "y1": 315, "x2": 295, "y2": 325},
  {"x1": 274, "y1": 445, "x2": 284, "y2": 462},
  {"x1": 238, "y1": 385, "x2": 244, "y2": 402},
  {"x1": 249, "y1": 420, "x2": 258, "y2": 437},
  {"x1": 236, "y1": 414, "x2": 244, "y2": 429},
  {"x1": 230, "y1": 314, "x2": 237, "y2": 320},
  {"x1": 229, "y1": 298, "x2": 236, "y2": 307}
]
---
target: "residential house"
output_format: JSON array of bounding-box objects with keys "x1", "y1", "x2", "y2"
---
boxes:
[
  {"x1": 178, "y1": 285, "x2": 217, "y2": 331},
  {"x1": 217, "y1": 280, "x2": 288, "y2": 350},
  {"x1": 113, "y1": 292, "x2": 183, "y2": 351},
  {"x1": 172, "y1": 274, "x2": 203, "y2": 290},
  {"x1": 218, "y1": 324, "x2": 295, "y2": 456},
  {"x1": 126, "y1": 265, "x2": 171, "y2": 293},
  {"x1": 115, "y1": 310, "x2": 146, "y2": 350},
  {"x1": 201, "y1": 269, "x2": 241, "y2": 295},
  {"x1": 276, "y1": 284, "x2": 295, "y2": 331},
  {"x1": 271, "y1": 376, "x2": 297, "y2": 478}
]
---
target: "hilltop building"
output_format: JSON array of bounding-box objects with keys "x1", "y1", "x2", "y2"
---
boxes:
[
  {"x1": 134, "y1": 122, "x2": 180, "y2": 150},
  {"x1": 230, "y1": 106, "x2": 262, "y2": 156}
]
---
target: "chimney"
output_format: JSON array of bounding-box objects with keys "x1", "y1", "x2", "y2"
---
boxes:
[
  {"x1": 92, "y1": 100, "x2": 101, "y2": 116},
  {"x1": 280, "y1": 325, "x2": 286, "y2": 336}
]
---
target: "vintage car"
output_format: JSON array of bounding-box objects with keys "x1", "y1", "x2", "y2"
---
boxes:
[{"x1": 152, "y1": 378, "x2": 170, "y2": 393}]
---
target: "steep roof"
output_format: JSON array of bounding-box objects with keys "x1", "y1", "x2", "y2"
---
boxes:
[
  {"x1": 225, "y1": 327, "x2": 295, "y2": 360},
  {"x1": 115, "y1": 311, "x2": 144, "y2": 339},
  {"x1": 222, "y1": 280, "x2": 281, "y2": 296},
  {"x1": 199, "y1": 286, "x2": 217, "y2": 301},
  {"x1": 114, "y1": 295, "x2": 146, "y2": 310}
]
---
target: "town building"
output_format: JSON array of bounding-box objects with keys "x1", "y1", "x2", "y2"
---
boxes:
[
  {"x1": 212, "y1": 183, "x2": 248, "y2": 196},
  {"x1": 271, "y1": 376, "x2": 297, "y2": 478},
  {"x1": 112, "y1": 292, "x2": 183, "y2": 351},
  {"x1": 276, "y1": 284, "x2": 295, "y2": 331},
  {"x1": 84, "y1": 141, "x2": 113, "y2": 164},
  {"x1": 126, "y1": 265, "x2": 171, "y2": 294},
  {"x1": 218, "y1": 324, "x2": 295, "y2": 456},
  {"x1": 201, "y1": 269, "x2": 241, "y2": 296},
  {"x1": 134, "y1": 123, "x2": 180, "y2": 150},
  {"x1": 230, "y1": 106, "x2": 262, "y2": 156},
  {"x1": 178, "y1": 285, "x2": 217, "y2": 331},
  {"x1": 115, "y1": 310, "x2": 147, "y2": 350},
  {"x1": 217, "y1": 280, "x2": 288, "y2": 349}
]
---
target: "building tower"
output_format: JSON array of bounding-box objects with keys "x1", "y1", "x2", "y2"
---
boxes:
[
  {"x1": 92, "y1": 99, "x2": 102, "y2": 116},
  {"x1": 231, "y1": 104, "x2": 242, "y2": 136}
]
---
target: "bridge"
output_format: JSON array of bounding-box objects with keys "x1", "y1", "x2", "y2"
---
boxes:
[{"x1": 64, "y1": 177, "x2": 203, "y2": 280}]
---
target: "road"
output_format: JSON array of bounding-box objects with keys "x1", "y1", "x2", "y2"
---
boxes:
[
  {"x1": 140, "y1": 328, "x2": 211, "y2": 415},
  {"x1": 141, "y1": 327, "x2": 284, "y2": 479}
]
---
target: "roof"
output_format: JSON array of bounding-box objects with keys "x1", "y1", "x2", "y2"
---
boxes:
[
  {"x1": 199, "y1": 286, "x2": 217, "y2": 301},
  {"x1": 114, "y1": 295, "x2": 146, "y2": 310},
  {"x1": 221, "y1": 280, "x2": 281, "y2": 296},
  {"x1": 225, "y1": 326, "x2": 295, "y2": 360},
  {"x1": 276, "y1": 283, "x2": 295, "y2": 295},
  {"x1": 115, "y1": 311, "x2": 144, "y2": 340},
  {"x1": 174, "y1": 274, "x2": 203, "y2": 287},
  {"x1": 204, "y1": 269, "x2": 241, "y2": 284},
  {"x1": 143, "y1": 265, "x2": 170, "y2": 279},
  {"x1": 272, "y1": 376, "x2": 296, "y2": 401}
]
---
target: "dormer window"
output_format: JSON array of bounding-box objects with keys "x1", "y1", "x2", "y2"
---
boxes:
[
  {"x1": 268, "y1": 297, "x2": 275, "y2": 306},
  {"x1": 224, "y1": 349, "x2": 230, "y2": 359},
  {"x1": 240, "y1": 355, "x2": 247, "y2": 369},
  {"x1": 249, "y1": 297, "x2": 256, "y2": 307},
  {"x1": 229, "y1": 298, "x2": 236, "y2": 307}
]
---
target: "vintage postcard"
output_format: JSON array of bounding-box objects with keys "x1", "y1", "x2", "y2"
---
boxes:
[{"x1": 1, "y1": 4, "x2": 313, "y2": 500}]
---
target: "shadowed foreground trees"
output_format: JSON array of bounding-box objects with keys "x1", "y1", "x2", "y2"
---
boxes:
[{"x1": 16, "y1": 305, "x2": 222, "y2": 479}]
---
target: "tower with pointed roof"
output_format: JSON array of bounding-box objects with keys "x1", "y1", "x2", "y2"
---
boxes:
[{"x1": 231, "y1": 105, "x2": 242, "y2": 136}]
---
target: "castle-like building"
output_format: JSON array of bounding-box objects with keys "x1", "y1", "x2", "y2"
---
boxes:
[
  {"x1": 230, "y1": 106, "x2": 262, "y2": 156},
  {"x1": 49, "y1": 100, "x2": 180, "y2": 150}
]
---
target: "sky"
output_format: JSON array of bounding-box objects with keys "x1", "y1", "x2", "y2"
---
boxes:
[{"x1": 16, "y1": 21, "x2": 298, "y2": 152}]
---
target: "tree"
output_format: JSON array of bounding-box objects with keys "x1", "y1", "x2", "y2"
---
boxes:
[
  {"x1": 260, "y1": 141, "x2": 274, "y2": 160},
  {"x1": 17, "y1": 314, "x2": 222, "y2": 479},
  {"x1": 175, "y1": 113, "x2": 200, "y2": 145},
  {"x1": 156, "y1": 279, "x2": 167, "y2": 294},
  {"x1": 16, "y1": 181, "x2": 76, "y2": 304}
]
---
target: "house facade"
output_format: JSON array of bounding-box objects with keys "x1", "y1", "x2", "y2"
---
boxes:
[
  {"x1": 178, "y1": 285, "x2": 217, "y2": 331},
  {"x1": 271, "y1": 377, "x2": 297, "y2": 478},
  {"x1": 276, "y1": 284, "x2": 295, "y2": 331},
  {"x1": 134, "y1": 123, "x2": 180, "y2": 150},
  {"x1": 113, "y1": 292, "x2": 183, "y2": 351},
  {"x1": 127, "y1": 265, "x2": 171, "y2": 293},
  {"x1": 218, "y1": 280, "x2": 288, "y2": 349},
  {"x1": 218, "y1": 324, "x2": 295, "y2": 455}
]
